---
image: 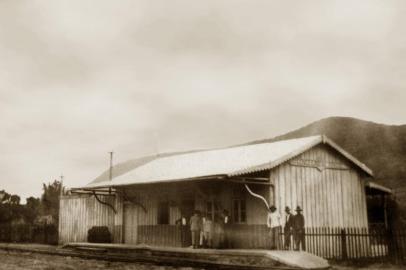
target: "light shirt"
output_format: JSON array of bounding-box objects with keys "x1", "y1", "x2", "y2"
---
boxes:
[
  {"x1": 267, "y1": 212, "x2": 281, "y2": 228},
  {"x1": 203, "y1": 219, "x2": 213, "y2": 233}
]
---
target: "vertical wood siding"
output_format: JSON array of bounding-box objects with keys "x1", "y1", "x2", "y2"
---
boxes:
[
  {"x1": 273, "y1": 144, "x2": 370, "y2": 256},
  {"x1": 119, "y1": 182, "x2": 266, "y2": 246},
  {"x1": 113, "y1": 194, "x2": 124, "y2": 243},
  {"x1": 122, "y1": 185, "x2": 186, "y2": 246},
  {"x1": 59, "y1": 194, "x2": 116, "y2": 244},
  {"x1": 60, "y1": 144, "x2": 370, "y2": 253},
  {"x1": 274, "y1": 144, "x2": 368, "y2": 228}
]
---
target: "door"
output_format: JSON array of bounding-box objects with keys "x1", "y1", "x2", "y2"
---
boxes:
[
  {"x1": 180, "y1": 200, "x2": 195, "y2": 247},
  {"x1": 123, "y1": 203, "x2": 138, "y2": 244}
]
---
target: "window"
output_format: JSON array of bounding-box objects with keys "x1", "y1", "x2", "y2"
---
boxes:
[
  {"x1": 233, "y1": 199, "x2": 246, "y2": 223},
  {"x1": 206, "y1": 200, "x2": 221, "y2": 221},
  {"x1": 206, "y1": 201, "x2": 213, "y2": 220},
  {"x1": 158, "y1": 201, "x2": 169, "y2": 224}
]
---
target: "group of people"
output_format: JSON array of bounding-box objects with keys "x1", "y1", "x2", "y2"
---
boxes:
[
  {"x1": 189, "y1": 210, "x2": 229, "y2": 249},
  {"x1": 267, "y1": 205, "x2": 305, "y2": 251},
  {"x1": 181, "y1": 206, "x2": 304, "y2": 251}
]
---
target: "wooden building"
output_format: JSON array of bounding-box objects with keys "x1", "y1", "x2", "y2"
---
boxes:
[{"x1": 60, "y1": 135, "x2": 389, "y2": 255}]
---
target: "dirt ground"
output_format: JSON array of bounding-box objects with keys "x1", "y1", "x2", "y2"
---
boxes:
[
  {"x1": 0, "y1": 249, "x2": 203, "y2": 270},
  {"x1": 0, "y1": 249, "x2": 404, "y2": 270},
  {"x1": 330, "y1": 262, "x2": 405, "y2": 270}
]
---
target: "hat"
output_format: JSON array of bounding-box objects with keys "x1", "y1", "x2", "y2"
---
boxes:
[
  {"x1": 285, "y1": 206, "x2": 291, "y2": 211},
  {"x1": 269, "y1": 205, "x2": 276, "y2": 211},
  {"x1": 295, "y1": 206, "x2": 303, "y2": 212}
]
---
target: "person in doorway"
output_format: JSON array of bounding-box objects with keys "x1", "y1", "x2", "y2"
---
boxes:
[
  {"x1": 218, "y1": 209, "x2": 229, "y2": 248},
  {"x1": 283, "y1": 206, "x2": 294, "y2": 250},
  {"x1": 176, "y1": 215, "x2": 188, "y2": 247},
  {"x1": 203, "y1": 214, "x2": 214, "y2": 248},
  {"x1": 199, "y1": 213, "x2": 206, "y2": 247},
  {"x1": 293, "y1": 206, "x2": 305, "y2": 251},
  {"x1": 190, "y1": 210, "x2": 202, "y2": 249},
  {"x1": 267, "y1": 205, "x2": 281, "y2": 249}
]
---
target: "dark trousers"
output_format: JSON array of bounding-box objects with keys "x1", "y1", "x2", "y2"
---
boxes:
[
  {"x1": 191, "y1": 230, "x2": 200, "y2": 247},
  {"x1": 294, "y1": 229, "x2": 306, "y2": 251},
  {"x1": 269, "y1": 226, "x2": 281, "y2": 249},
  {"x1": 284, "y1": 228, "x2": 292, "y2": 249},
  {"x1": 180, "y1": 226, "x2": 188, "y2": 247}
]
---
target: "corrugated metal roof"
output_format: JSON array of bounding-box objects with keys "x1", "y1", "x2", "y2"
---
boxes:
[{"x1": 81, "y1": 135, "x2": 373, "y2": 189}]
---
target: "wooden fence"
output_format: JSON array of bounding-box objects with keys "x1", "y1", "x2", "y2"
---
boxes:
[
  {"x1": 133, "y1": 224, "x2": 406, "y2": 264},
  {"x1": 280, "y1": 227, "x2": 406, "y2": 263},
  {"x1": 213, "y1": 225, "x2": 406, "y2": 263},
  {"x1": 0, "y1": 224, "x2": 58, "y2": 245}
]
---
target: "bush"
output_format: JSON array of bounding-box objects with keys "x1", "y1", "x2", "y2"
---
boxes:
[{"x1": 87, "y1": 226, "x2": 111, "y2": 243}]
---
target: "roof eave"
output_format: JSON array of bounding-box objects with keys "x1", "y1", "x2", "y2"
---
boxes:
[
  {"x1": 230, "y1": 135, "x2": 374, "y2": 177},
  {"x1": 229, "y1": 136, "x2": 324, "y2": 176},
  {"x1": 74, "y1": 174, "x2": 228, "y2": 190},
  {"x1": 366, "y1": 181, "x2": 392, "y2": 194},
  {"x1": 322, "y1": 135, "x2": 374, "y2": 177}
]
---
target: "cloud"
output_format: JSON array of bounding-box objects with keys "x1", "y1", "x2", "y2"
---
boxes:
[{"x1": 0, "y1": 0, "x2": 405, "y2": 200}]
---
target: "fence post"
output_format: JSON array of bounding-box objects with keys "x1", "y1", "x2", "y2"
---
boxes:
[
  {"x1": 387, "y1": 227, "x2": 397, "y2": 263},
  {"x1": 341, "y1": 229, "x2": 347, "y2": 260}
]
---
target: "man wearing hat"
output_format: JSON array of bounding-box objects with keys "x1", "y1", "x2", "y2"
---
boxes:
[
  {"x1": 293, "y1": 206, "x2": 305, "y2": 251},
  {"x1": 266, "y1": 205, "x2": 281, "y2": 249},
  {"x1": 190, "y1": 210, "x2": 203, "y2": 249},
  {"x1": 283, "y1": 206, "x2": 294, "y2": 250}
]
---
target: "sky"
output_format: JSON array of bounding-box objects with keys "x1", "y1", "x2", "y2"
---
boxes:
[{"x1": 0, "y1": 0, "x2": 405, "y2": 201}]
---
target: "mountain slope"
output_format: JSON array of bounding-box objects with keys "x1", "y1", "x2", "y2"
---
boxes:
[
  {"x1": 246, "y1": 116, "x2": 406, "y2": 190},
  {"x1": 91, "y1": 116, "x2": 406, "y2": 195}
]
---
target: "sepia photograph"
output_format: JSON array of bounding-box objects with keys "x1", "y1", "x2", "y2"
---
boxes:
[{"x1": 0, "y1": 0, "x2": 405, "y2": 269}]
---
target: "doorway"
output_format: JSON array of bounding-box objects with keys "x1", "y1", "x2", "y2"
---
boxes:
[
  {"x1": 180, "y1": 199, "x2": 194, "y2": 247},
  {"x1": 123, "y1": 203, "x2": 138, "y2": 244}
]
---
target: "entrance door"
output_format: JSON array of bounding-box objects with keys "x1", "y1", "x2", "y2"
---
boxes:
[
  {"x1": 180, "y1": 200, "x2": 195, "y2": 247},
  {"x1": 123, "y1": 203, "x2": 138, "y2": 244}
]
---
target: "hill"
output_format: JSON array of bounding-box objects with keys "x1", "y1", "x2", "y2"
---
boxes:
[
  {"x1": 246, "y1": 116, "x2": 406, "y2": 199},
  {"x1": 92, "y1": 116, "x2": 406, "y2": 191}
]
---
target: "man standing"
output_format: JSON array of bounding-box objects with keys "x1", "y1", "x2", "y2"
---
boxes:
[
  {"x1": 293, "y1": 206, "x2": 305, "y2": 251},
  {"x1": 218, "y1": 209, "x2": 229, "y2": 248},
  {"x1": 190, "y1": 210, "x2": 202, "y2": 249},
  {"x1": 267, "y1": 205, "x2": 281, "y2": 250},
  {"x1": 203, "y1": 214, "x2": 214, "y2": 248},
  {"x1": 283, "y1": 206, "x2": 294, "y2": 250},
  {"x1": 176, "y1": 215, "x2": 188, "y2": 247}
]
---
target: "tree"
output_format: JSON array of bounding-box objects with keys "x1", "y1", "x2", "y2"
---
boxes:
[
  {"x1": 0, "y1": 190, "x2": 24, "y2": 224},
  {"x1": 41, "y1": 180, "x2": 62, "y2": 222},
  {"x1": 10, "y1": 195, "x2": 20, "y2": 205},
  {"x1": 0, "y1": 190, "x2": 11, "y2": 204},
  {"x1": 0, "y1": 203, "x2": 11, "y2": 223},
  {"x1": 25, "y1": 197, "x2": 41, "y2": 224}
]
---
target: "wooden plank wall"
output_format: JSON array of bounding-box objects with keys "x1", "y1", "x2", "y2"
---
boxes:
[
  {"x1": 137, "y1": 225, "x2": 181, "y2": 247},
  {"x1": 273, "y1": 144, "x2": 368, "y2": 228},
  {"x1": 226, "y1": 224, "x2": 270, "y2": 249},
  {"x1": 246, "y1": 185, "x2": 269, "y2": 225},
  {"x1": 113, "y1": 194, "x2": 124, "y2": 243},
  {"x1": 122, "y1": 185, "x2": 187, "y2": 245},
  {"x1": 59, "y1": 194, "x2": 116, "y2": 244},
  {"x1": 120, "y1": 182, "x2": 267, "y2": 246},
  {"x1": 273, "y1": 144, "x2": 370, "y2": 257}
]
